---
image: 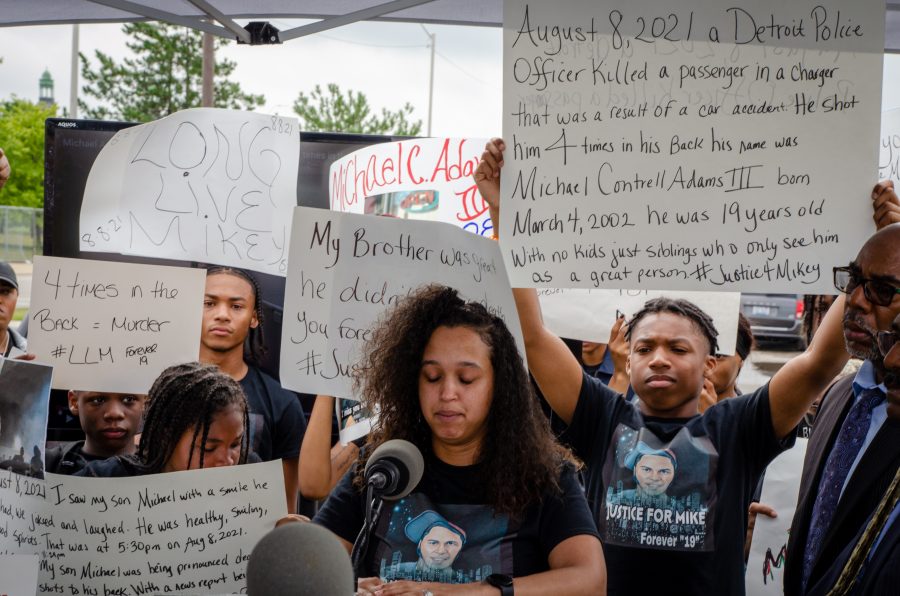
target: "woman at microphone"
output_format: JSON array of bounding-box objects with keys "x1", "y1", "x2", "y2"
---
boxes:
[{"x1": 313, "y1": 285, "x2": 606, "y2": 595}]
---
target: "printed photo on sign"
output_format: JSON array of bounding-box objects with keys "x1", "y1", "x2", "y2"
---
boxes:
[
  {"x1": 374, "y1": 495, "x2": 511, "y2": 584},
  {"x1": 337, "y1": 398, "x2": 374, "y2": 444},
  {"x1": 0, "y1": 359, "x2": 51, "y2": 479},
  {"x1": 602, "y1": 424, "x2": 718, "y2": 551}
]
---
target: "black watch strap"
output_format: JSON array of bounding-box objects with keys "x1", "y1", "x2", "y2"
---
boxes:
[{"x1": 485, "y1": 573, "x2": 514, "y2": 596}]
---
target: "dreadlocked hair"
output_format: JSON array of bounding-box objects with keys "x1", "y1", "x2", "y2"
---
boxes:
[
  {"x1": 735, "y1": 313, "x2": 754, "y2": 360},
  {"x1": 205, "y1": 266, "x2": 267, "y2": 366},
  {"x1": 802, "y1": 294, "x2": 833, "y2": 346},
  {"x1": 353, "y1": 284, "x2": 577, "y2": 519},
  {"x1": 136, "y1": 362, "x2": 250, "y2": 473},
  {"x1": 626, "y1": 297, "x2": 719, "y2": 355}
]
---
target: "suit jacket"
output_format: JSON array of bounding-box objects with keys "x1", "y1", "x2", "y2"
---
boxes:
[
  {"x1": 806, "y1": 503, "x2": 900, "y2": 596},
  {"x1": 785, "y1": 374, "x2": 900, "y2": 595}
]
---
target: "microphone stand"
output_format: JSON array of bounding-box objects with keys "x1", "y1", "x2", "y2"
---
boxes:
[{"x1": 351, "y1": 481, "x2": 385, "y2": 582}]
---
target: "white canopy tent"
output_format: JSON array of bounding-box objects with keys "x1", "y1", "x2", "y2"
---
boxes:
[
  {"x1": 5, "y1": 1, "x2": 900, "y2": 52},
  {"x1": 0, "y1": 1, "x2": 500, "y2": 42}
]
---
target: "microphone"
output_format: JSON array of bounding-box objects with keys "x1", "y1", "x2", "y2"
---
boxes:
[
  {"x1": 246, "y1": 522, "x2": 353, "y2": 596},
  {"x1": 363, "y1": 439, "x2": 425, "y2": 500}
]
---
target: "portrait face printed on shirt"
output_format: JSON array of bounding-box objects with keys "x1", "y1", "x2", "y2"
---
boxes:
[
  {"x1": 418, "y1": 525, "x2": 464, "y2": 570},
  {"x1": 201, "y1": 272, "x2": 258, "y2": 355},
  {"x1": 634, "y1": 453, "x2": 676, "y2": 497},
  {"x1": 626, "y1": 312, "x2": 716, "y2": 414},
  {"x1": 841, "y1": 227, "x2": 900, "y2": 363},
  {"x1": 163, "y1": 403, "x2": 244, "y2": 472},
  {"x1": 68, "y1": 390, "x2": 145, "y2": 457},
  {"x1": 418, "y1": 325, "x2": 495, "y2": 456}
]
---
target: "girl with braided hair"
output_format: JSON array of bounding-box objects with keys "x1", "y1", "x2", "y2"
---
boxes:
[
  {"x1": 313, "y1": 285, "x2": 605, "y2": 595},
  {"x1": 76, "y1": 362, "x2": 253, "y2": 477}
]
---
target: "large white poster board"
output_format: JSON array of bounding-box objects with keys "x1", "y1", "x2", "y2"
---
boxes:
[
  {"x1": 0, "y1": 461, "x2": 285, "y2": 596},
  {"x1": 280, "y1": 207, "x2": 524, "y2": 399},
  {"x1": 28, "y1": 256, "x2": 205, "y2": 393},
  {"x1": 329, "y1": 138, "x2": 494, "y2": 237},
  {"x1": 538, "y1": 289, "x2": 742, "y2": 354},
  {"x1": 79, "y1": 108, "x2": 299, "y2": 276},
  {"x1": 501, "y1": 0, "x2": 883, "y2": 292},
  {"x1": 746, "y1": 439, "x2": 808, "y2": 595},
  {"x1": 879, "y1": 107, "x2": 900, "y2": 183}
]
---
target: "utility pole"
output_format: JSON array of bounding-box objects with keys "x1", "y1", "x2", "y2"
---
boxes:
[
  {"x1": 202, "y1": 32, "x2": 214, "y2": 107},
  {"x1": 69, "y1": 24, "x2": 79, "y2": 118},
  {"x1": 421, "y1": 25, "x2": 435, "y2": 137}
]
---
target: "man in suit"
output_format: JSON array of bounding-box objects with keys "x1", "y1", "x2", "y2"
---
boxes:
[
  {"x1": 785, "y1": 192, "x2": 900, "y2": 595},
  {"x1": 804, "y1": 313, "x2": 900, "y2": 595}
]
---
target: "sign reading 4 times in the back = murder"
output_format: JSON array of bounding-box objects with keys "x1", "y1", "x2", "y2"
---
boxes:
[
  {"x1": 280, "y1": 207, "x2": 524, "y2": 399},
  {"x1": 28, "y1": 256, "x2": 205, "y2": 394},
  {"x1": 501, "y1": 0, "x2": 882, "y2": 292}
]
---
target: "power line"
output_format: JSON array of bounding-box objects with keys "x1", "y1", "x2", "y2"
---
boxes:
[{"x1": 434, "y1": 50, "x2": 497, "y2": 88}]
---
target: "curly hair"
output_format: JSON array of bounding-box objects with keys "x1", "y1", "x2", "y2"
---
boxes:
[
  {"x1": 136, "y1": 362, "x2": 250, "y2": 473},
  {"x1": 625, "y1": 297, "x2": 719, "y2": 355},
  {"x1": 204, "y1": 266, "x2": 267, "y2": 366},
  {"x1": 353, "y1": 285, "x2": 575, "y2": 519}
]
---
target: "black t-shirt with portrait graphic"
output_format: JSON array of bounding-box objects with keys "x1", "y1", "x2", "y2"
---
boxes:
[
  {"x1": 314, "y1": 455, "x2": 598, "y2": 582},
  {"x1": 238, "y1": 365, "x2": 306, "y2": 462},
  {"x1": 561, "y1": 372, "x2": 793, "y2": 596}
]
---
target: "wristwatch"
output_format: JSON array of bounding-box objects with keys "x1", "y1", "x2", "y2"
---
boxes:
[{"x1": 485, "y1": 573, "x2": 514, "y2": 596}]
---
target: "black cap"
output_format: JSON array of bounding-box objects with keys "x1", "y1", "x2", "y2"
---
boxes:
[{"x1": 0, "y1": 261, "x2": 18, "y2": 290}]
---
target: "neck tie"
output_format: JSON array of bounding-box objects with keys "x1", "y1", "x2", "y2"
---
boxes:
[{"x1": 802, "y1": 387, "x2": 884, "y2": 590}]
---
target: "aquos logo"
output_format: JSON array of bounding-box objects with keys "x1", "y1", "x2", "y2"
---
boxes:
[{"x1": 400, "y1": 191, "x2": 439, "y2": 213}]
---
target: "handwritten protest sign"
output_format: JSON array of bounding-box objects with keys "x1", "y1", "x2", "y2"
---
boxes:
[
  {"x1": 501, "y1": 0, "x2": 882, "y2": 292},
  {"x1": 746, "y1": 439, "x2": 808, "y2": 595},
  {"x1": 80, "y1": 108, "x2": 299, "y2": 276},
  {"x1": 538, "y1": 289, "x2": 741, "y2": 354},
  {"x1": 0, "y1": 460, "x2": 285, "y2": 595},
  {"x1": 28, "y1": 256, "x2": 205, "y2": 393},
  {"x1": 329, "y1": 138, "x2": 494, "y2": 237},
  {"x1": 0, "y1": 555, "x2": 40, "y2": 596},
  {"x1": 0, "y1": 359, "x2": 52, "y2": 479},
  {"x1": 879, "y1": 108, "x2": 900, "y2": 183},
  {"x1": 280, "y1": 207, "x2": 524, "y2": 399}
]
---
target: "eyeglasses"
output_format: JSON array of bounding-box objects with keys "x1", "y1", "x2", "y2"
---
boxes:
[
  {"x1": 877, "y1": 330, "x2": 899, "y2": 358},
  {"x1": 833, "y1": 267, "x2": 900, "y2": 307}
]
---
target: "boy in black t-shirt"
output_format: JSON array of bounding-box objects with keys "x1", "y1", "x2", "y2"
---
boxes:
[
  {"x1": 474, "y1": 138, "x2": 857, "y2": 595},
  {"x1": 45, "y1": 390, "x2": 145, "y2": 475},
  {"x1": 199, "y1": 267, "x2": 306, "y2": 514}
]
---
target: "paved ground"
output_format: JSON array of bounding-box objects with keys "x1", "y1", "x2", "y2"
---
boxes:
[{"x1": 738, "y1": 344, "x2": 801, "y2": 393}]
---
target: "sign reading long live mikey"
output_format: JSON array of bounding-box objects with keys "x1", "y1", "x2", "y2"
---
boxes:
[
  {"x1": 280, "y1": 207, "x2": 524, "y2": 399},
  {"x1": 501, "y1": 0, "x2": 883, "y2": 291}
]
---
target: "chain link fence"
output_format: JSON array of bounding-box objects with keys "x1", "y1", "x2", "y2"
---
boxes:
[{"x1": 0, "y1": 206, "x2": 42, "y2": 262}]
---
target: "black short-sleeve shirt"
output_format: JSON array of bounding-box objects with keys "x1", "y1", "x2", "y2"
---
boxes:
[
  {"x1": 314, "y1": 455, "x2": 598, "y2": 582},
  {"x1": 561, "y1": 372, "x2": 793, "y2": 596},
  {"x1": 239, "y1": 365, "x2": 306, "y2": 461}
]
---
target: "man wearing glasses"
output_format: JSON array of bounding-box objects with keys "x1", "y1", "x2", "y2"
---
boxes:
[
  {"x1": 794, "y1": 316, "x2": 900, "y2": 595},
  {"x1": 786, "y1": 181, "x2": 900, "y2": 596}
]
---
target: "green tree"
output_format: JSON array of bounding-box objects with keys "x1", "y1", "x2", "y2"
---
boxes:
[
  {"x1": 293, "y1": 83, "x2": 422, "y2": 135},
  {"x1": 79, "y1": 22, "x2": 265, "y2": 122},
  {"x1": 0, "y1": 97, "x2": 57, "y2": 208}
]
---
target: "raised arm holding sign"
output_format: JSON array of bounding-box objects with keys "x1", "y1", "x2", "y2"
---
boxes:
[{"x1": 472, "y1": 135, "x2": 897, "y2": 595}]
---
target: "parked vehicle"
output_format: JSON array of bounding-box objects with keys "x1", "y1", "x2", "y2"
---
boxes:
[{"x1": 740, "y1": 293, "x2": 806, "y2": 350}]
